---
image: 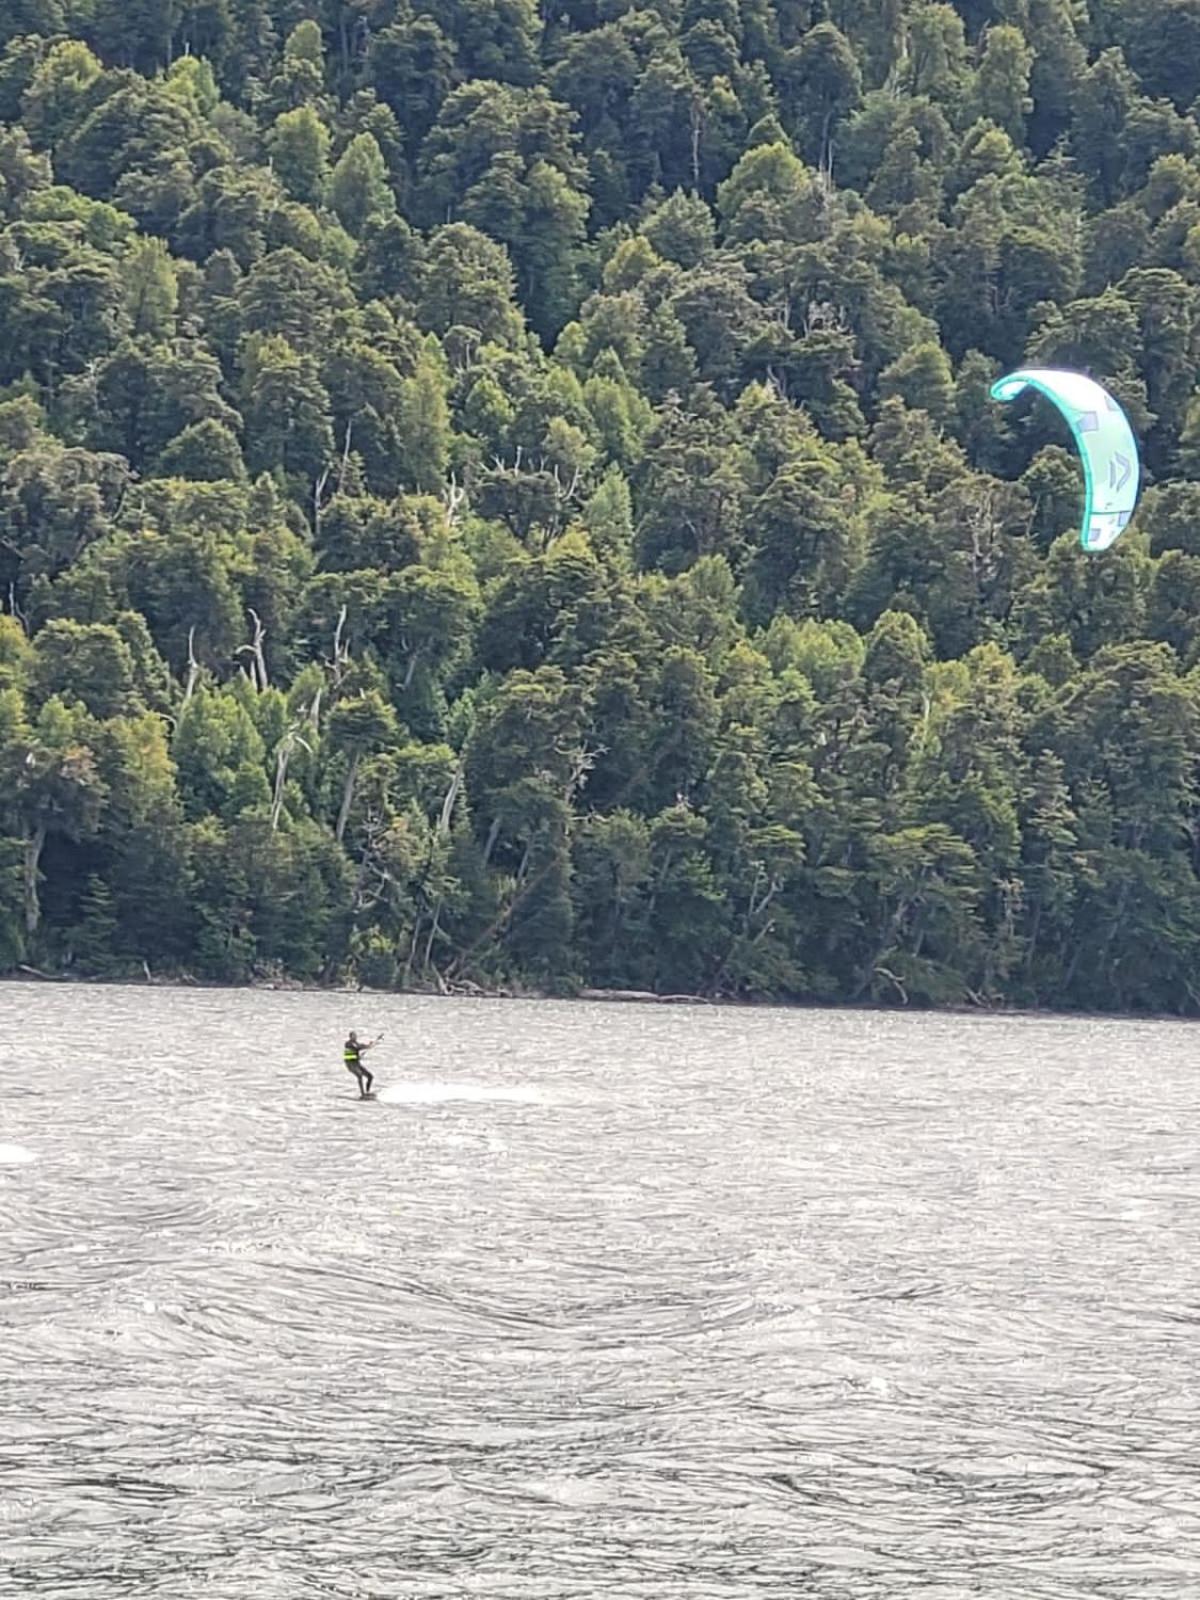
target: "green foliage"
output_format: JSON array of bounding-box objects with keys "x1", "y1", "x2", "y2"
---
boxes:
[{"x1": 0, "y1": 2, "x2": 1197, "y2": 1012}]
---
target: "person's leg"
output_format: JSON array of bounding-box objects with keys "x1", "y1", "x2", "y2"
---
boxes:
[{"x1": 362, "y1": 1065, "x2": 374, "y2": 1094}]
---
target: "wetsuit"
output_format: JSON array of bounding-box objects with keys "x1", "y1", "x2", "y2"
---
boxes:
[{"x1": 344, "y1": 1037, "x2": 373, "y2": 1097}]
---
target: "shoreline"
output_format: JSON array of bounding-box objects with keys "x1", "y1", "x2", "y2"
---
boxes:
[{"x1": 3, "y1": 967, "x2": 1197, "y2": 1027}]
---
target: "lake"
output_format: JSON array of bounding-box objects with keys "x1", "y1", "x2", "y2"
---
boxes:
[{"x1": 2, "y1": 984, "x2": 1198, "y2": 1597}]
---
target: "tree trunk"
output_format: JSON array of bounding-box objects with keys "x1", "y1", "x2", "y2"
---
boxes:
[
  {"x1": 423, "y1": 902, "x2": 443, "y2": 971},
  {"x1": 271, "y1": 743, "x2": 290, "y2": 831},
  {"x1": 482, "y1": 815, "x2": 501, "y2": 866},
  {"x1": 1023, "y1": 896, "x2": 1043, "y2": 972},
  {"x1": 402, "y1": 643, "x2": 424, "y2": 692},
  {"x1": 335, "y1": 751, "x2": 360, "y2": 844},
  {"x1": 404, "y1": 916, "x2": 422, "y2": 987},
  {"x1": 24, "y1": 823, "x2": 46, "y2": 937},
  {"x1": 438, "y1": 767, "x2": 462, "y2": 834}
]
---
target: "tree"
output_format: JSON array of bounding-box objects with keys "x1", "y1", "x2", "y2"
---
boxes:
[
  {"x1": 423, "y1": 0, "x2": 540, "y2": 86},
  {"x1": 859, "y1": 825, "x2": 983, "y2": 1005},
  {"x1": 326, "y1": 690, "x2": 399, "y2": 843},
  {"x1": 241, "y1": 334, "x2": 334, "y2": 485},
  {"x1": 91, "y1": 0, "x2": 184, "y2": 73},
  {"x1": 267, "y1": 106, "x2": 331, "y2": 206},
  {"x1": 124, "y1": 238, "x2": 178, "y2": 340},
  {"x1": 416, "y1": 223, "x2": 526, "y2": 345},
  {"x1": 974, "y1": 24, "x2": 1034, "y2": 147},
  {"x1": 1071, "y1": 49, "x2": 1138, "y2": 205},
  {"x1": 20, "y1": 40, "x2": 102, "y2": 154},
  {"x1": 31, "y1": 620, "x2": 138, "y2": 719},
  {"x1": 398, "y1": 353, "x2": 451, "y2": 493},
  {"x1": 10, "y1": 697, "x2": 108, "y2": 937},
  {"x1": 905, "y1": 3, "x2": 971, "y2": 104},
  {"x1": 0, "y1": 439, "x2": 130, "y2": 600},
  {"x1": 156, "y1": 419, "x2": 247, "y2": 482},
  {"x1": 66, "y1": 339, "x2": 239, "y2": 472},
  {"x1": 717, "y1": 141, "x2": 821, "y2": 243},
  {"x1": 571, "y1": 809, "x2": 650, "y2": 983},
  {"x1": 377, "y1": 564, "x2": 480, "y2": 700},
  {"x1": 329, "y1": 131, "x2": 394, "y2": 236},
  {"x1": 368, "y1": 17, "x2": 455, "y2": 150},
  {"x1": 265, "y1": 19, "x2": 326, "y2": 113},
  {"x1": 780, "y1": 24, "x2": 862, "y2": 168},
  {"x1": 417, "y1": 82, "x2": 590, "y2": 338},
  {"x1": 173, "y1": 686, "x2": 270, "y2": 822},
  {"x1": 878, "y1": 342, "x2": 955, "y2": 424}
]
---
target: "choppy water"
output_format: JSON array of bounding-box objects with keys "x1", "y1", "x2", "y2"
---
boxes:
[{"x1": 2, "y1": 984, "x2": 1199, "y2": 1598}]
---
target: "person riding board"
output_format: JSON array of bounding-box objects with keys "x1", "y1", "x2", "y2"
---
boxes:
[{"x1": 343, "y1": 1031, "x2": 379, "y2": 1098}]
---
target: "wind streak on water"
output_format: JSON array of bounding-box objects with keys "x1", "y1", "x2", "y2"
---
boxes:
[{"x1": 2, "y1": 986, "x2": 1199, "y2": 1598}]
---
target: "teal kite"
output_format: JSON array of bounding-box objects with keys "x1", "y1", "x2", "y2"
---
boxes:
[{"x1": 990, "y1": 368, "x2": 1140, "y2": 553}]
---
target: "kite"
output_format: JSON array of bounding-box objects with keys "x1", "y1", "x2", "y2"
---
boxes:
[{"x1": 990, "y1": 367, "x2": 1140, "y2": 553}]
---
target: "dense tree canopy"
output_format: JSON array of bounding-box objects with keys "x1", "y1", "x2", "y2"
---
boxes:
[{"x1": 2, "y1": 0, "x2": 1200, "y2": 1013}]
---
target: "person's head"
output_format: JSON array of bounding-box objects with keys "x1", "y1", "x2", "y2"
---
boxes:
[{"x1": 348, "y1": 1030, "x2": 358, "y2": 1043}]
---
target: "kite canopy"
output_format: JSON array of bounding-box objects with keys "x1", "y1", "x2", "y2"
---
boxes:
[{"x1": 990, "y1": 367, "x2": 1140, "y2": 553}]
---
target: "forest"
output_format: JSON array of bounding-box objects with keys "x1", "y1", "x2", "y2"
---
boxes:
[{"x1": 3, "y1": 0, "x2": 1200, "y2": 1011}]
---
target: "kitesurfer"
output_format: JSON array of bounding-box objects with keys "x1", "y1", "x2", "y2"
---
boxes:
[{"x1": 343, "y1": 1031, "x2": 377, "y2": 1098}]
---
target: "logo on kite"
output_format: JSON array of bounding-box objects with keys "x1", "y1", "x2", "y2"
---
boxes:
[{"x1": 989, "y1": 368, "x2": 1140, "y2": 553}]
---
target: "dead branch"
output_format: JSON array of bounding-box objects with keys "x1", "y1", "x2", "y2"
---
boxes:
[
  {"x1": 874, "y1": 966, "x2": 909, "y2": 1005},
  {"x1": 552, "y1": 462, "x2": 582, "y2": 504}
]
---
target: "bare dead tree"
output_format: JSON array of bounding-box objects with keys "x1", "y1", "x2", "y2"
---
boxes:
[
  {"x1": 182, "y1": 625, "x2": 201, "y2": 704},
  {"x1": 6, "y1": 584, "x2": 28, "y2": 633},
  {"x1": 400, "y1": 642, "x2": 423, "y2": 692},
  {"x1": 490, "y1": 444, "x2": 524, "y2": 476},
  {"x1": 335, "y1": 750, "x2": 362, "y2": 845},
  {"x1": 438, "y1": 766, "x2": 462, "y2": 835},
  {"x1": 336, "y1": 420, "x2": 354, "y2": 496},
  {"x1": 443, "y1": 471, "x2": 467, "y2": 527},
  {"x1": 551, "y1": 462, "x2": 582, "y2": 506},
  {"x1": 270, "y1": 722, "x2": 313, "y2": 831},
  {"x1": 407, "y1": 768, "x2": 465, "y2": 979},
  {"x1": 326, "y1": 604, "x2": 351, "y2": 692},
  {"x1": 235, "y1": 607, "x2": 269, "y2": 692},
  {"x1": 350, "y1": 809, "x2": 395, "y2": 918},
  {"x1": 313, "y1": 463, "x2": 332, "y2": 541},
  {"x1": 873, "y1": 966, "x2": 909, "y2": 1005},
  {"x1": 482, "y1": 814, "x2": 502, "y2": 866},
  {"x1": 562, "y1": 742, "x2": 604, "y2": 806}
]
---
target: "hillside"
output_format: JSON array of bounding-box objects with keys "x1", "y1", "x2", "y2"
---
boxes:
[{"x1": 2, "y1": 1, "x2": 1200, "y2": 1010}]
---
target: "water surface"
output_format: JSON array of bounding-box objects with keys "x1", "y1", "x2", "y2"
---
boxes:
[{"x1": 2, "y1": 985, "x2": 1198, "y2": 1597}]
